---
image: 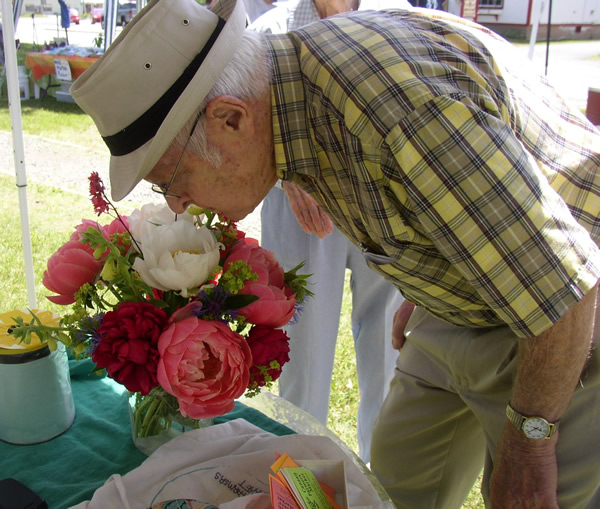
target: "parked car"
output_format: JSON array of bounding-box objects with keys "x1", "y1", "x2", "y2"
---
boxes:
[
  {"x1": 100, "y1": 2, "x2": 138, "y2": 27},
  {"x1": 91, "y1": 7, "x2": 104, "y2": 24},
  {"x1": 69, "y1": 7, "x2": 80, "y2": 24}
]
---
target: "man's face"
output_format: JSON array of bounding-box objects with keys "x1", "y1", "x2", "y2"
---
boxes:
[
  {"x1": 147, "y1": 140, "x2": 276, "y2": 221},
  {"x1": 146, "y1": 96, "x2": 277, "y2": 221}
]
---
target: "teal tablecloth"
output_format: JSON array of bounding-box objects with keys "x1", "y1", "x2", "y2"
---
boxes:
[{"x1": 0, "y1": 359, "x2": 294, "y2": 509}]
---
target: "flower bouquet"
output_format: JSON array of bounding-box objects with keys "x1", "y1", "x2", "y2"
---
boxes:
[{"x1": 10, "y1": 173, "x2": 311, "y2": 450}]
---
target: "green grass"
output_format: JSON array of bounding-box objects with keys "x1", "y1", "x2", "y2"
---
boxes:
[
  {"x1": 0, "y1": 95, "x2": 485, "y2": 508},
  {"x1": 0, "y1": 99, "x2": 106, "y2": 150},
  {"x1": 0, "y1": 175, "x2": 95, "y2": 313}
]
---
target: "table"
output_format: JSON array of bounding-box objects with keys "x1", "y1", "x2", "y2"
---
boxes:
[
  {"x1": 25, "y1": 52, "x2": 100, "y2": 82},
  {"x1": 0, "y1": 358, "x2": 391, "y2": 507}
]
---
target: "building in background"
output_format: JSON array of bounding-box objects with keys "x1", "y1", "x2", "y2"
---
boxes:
[{"x1": 447, "y1": 0, "x2": 600, "y2": 40}]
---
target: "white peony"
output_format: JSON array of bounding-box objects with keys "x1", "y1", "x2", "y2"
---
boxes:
[
  {"x1": 132, "y1": 220, "x2": 221, "y2": 297},
  {"x1": 127, "y1": 204, "x2": 194, "y2": 248}
]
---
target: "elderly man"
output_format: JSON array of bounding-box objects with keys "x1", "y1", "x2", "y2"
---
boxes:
[{"x1": 71, "y1": 0, "x2": 600, "y2": 507}]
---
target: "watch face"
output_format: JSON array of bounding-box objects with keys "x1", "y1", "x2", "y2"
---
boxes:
[{"x1": 523, "y1": 417, "x2": 550, "y2": 439}]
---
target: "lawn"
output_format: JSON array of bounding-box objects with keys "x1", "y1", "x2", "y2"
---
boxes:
[{"x1": 0, "y1": 93, "x2": 485, "y2": 509}]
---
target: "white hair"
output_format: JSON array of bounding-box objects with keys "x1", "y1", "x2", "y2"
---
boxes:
[{"x1": 172, "y1": 30, "x2": 271, "y2": 167}]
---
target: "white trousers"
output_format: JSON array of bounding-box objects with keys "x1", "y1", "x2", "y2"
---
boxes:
[
  {"x1": 371, "y1": 306, "x2": 600, "y2": 508},
  {"x1": 261, "y1": 187, "x2": 403, "y2": 462}
]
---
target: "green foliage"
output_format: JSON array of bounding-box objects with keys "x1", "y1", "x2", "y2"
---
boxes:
[
  {"x1": 246, "y1": 360, "x2": 282, "y2": 397},
  {"x1": 284, "y1": 262, "x2": 314, "y2": 303},
  {"x1": 220, "y1": 259, "x2": 258, "y2": 294}
]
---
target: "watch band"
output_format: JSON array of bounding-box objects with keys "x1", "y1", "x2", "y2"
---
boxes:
[{"x1": 506, "y1": 403, "x2": 559, "y2": 439}]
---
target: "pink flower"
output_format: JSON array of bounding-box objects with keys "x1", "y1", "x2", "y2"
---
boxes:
[
  {"x1": 71, "y1": 218, "x2": 130, "y2": 258},
  {"x1": 169, "y1": 301, "x2": 203, "y2": 322},
  {"x1": 70, "y1": 219, "x2": 102, "y2": 245},
  {"x1": 238, "y1": 282, "x2": 296, "y2": 328},
  {"x1": 93, "y1": 302, "x2": 168, "y2": 395},
  {"x1": 246, "y1": 325, "x2": 290, "y2": 387},
  {"x1": 157, "y1": 317, "x2": 252, "y2": 419},
  {"x1": 226, "y1": 238, "x2": 284, "y2": 286},
  {"x1": 103, "y1": 216, "x2": 129, "y2": 238},
  {"x1": 103, "y1": 216, "x2": 131, "y2": 255},
  {"x1": 224, "y1": 238, "x2": 296, "y2": 327},
  {"x1": 43, "y1": 239, "x2": 104, "y2": 305}
]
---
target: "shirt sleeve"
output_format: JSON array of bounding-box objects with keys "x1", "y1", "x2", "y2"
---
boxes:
[{"x1": 385, "y1": 94, "x2": 600, "y2": 337}]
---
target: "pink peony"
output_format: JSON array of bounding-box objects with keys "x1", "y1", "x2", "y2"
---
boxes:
[
  {"x1": 102, "y1": 216, "x2": 131, "y2": 255},
  {"x1": 224, "y1": 238, "x2": 296, "y2": 327},
  {"x1": 70, "y1": 219, "x2": 103, "y2": 245},
  {"x1": 237, "y1": 282, "x2": 296, "y2": 328},
  {"x1": 157, "y1": 317, "x2": 252, "y2": 419},
  {"x1": 93, "y1": 301, "x2": 168, "y2": 395},
  {"x1": 43, "y1": 239, "x2": 104, "y2": 305},
  {"x1": 70, "y1": 218, "x2": 131, "y2": 258},
  {"x1": 246, "y1": 325, "x2": 290, "y2": 387}
]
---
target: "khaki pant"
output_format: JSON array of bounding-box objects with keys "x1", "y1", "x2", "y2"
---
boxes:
[{"x1": 371, "y1": 306, "x2": 600, "y2": 509}]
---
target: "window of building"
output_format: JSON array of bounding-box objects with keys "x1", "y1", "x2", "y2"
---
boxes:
[{"x1": 479, "y1": 0, "x2": 503, "y2": 7}]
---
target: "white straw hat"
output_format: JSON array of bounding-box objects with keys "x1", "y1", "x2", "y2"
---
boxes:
[{"x1": 71, "y1": 0, "x2": 246, "y2": 201}]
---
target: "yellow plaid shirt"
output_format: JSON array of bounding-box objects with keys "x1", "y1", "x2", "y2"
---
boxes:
[{"x1": 267, "y1": 9, "x2": 600, "y2": 338}]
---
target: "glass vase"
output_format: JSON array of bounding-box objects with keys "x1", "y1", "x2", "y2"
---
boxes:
[{"x1": 128, "y1": 389, "x2": 213, "y2": 456}]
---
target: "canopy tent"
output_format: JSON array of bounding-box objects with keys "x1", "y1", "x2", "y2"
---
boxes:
[{"x1": 1, "y1": 0, "x2": 36, "y2": 308}]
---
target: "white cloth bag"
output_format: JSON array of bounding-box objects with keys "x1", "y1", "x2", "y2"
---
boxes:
[{"x1": 70, "y1": 419, "x2": 392, "y2": 509}]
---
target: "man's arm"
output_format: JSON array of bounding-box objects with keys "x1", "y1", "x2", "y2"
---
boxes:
[{"x1": 490, "y1": 280, "x2": 598, "y2": 508}]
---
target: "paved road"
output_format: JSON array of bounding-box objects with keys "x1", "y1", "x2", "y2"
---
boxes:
[{"x1": 513, "y1": 40, "x2": 600, "y2": 112}]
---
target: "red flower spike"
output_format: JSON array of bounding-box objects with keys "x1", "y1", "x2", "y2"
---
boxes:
[{"x1": 89, "y1": 172, "x2": 109, "y2": 216}]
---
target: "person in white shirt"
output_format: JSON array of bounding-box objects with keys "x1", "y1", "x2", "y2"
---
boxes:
[
  {"x1": 242, "y1": 0, "x2": 275, "y2": 23},
  {"x1": 251, "y1": 0, "x2": 412, "y2": 463}
]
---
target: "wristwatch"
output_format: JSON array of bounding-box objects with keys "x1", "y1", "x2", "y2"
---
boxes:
[{"x1": 505, "y1": 403, "x2": 559, "y2": 440}]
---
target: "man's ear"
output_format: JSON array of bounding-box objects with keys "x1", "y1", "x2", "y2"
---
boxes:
[{"x1": 204, "y1": 95, "x2": 253, "y2": 138}]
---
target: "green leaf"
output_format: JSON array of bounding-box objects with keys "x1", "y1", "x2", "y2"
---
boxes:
[{"x1": 224, "y1": 294, "x2": 259, "y2": 309}]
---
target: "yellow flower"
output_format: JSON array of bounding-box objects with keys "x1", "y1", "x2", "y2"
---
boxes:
[{"x1": 0, "y1": 309, "x2": 60, "y2": 353}]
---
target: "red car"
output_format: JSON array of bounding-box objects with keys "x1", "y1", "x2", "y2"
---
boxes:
[
  {"x1": 69, "y1": 7, "x2": 80, "y2": 24},
  {"x1": 91, "y1": 7, "x2": 103, "y2": 24}
]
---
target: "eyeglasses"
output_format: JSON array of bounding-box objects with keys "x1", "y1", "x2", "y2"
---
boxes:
[{"x1": 151, "y1": 111, "x2": 202, "y2": 199}]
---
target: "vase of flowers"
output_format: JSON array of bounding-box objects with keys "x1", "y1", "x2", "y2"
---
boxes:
[
  {"x1": 128, "y1": 389, "x2": 213, "y2": 455},
  {"x1": 10, "y1": 173, "x2": 311, "y2": 454}
]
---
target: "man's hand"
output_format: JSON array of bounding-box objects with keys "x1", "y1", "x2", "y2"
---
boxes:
[
  {"x1": 392, "y1": 300, "x2": 416, "y2": 350},
  {"x1": 490, "y1": 424, "x2": 559, "y2": 508},
  {"x1": 282, "y1": 181, "x2": 334, "y2": 239},
  {"x1": 489, "y1": 281, "x2": 598, "y2": 507}
]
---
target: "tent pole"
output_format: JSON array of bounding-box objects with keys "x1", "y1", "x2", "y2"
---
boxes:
[
  {"x1": 1, "y1": 0, "x2": 38, "y2": 309},
  {"x1": 544, "y1": 0, "x2": 552, "y2": 76},
  {"x1": 528, "y1": 0, "x2": 544, "y2": 60}
]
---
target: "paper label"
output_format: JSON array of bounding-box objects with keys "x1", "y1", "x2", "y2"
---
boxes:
[
  {"x1": 53, "y1": 59, "x2": 72, "y2": 81},
  {"x1": 270, "y1": 474, "x2": 301, "y2": 509},
  {"x1": 280, "y1": 467, "x2": 333, "y2": 509}
]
